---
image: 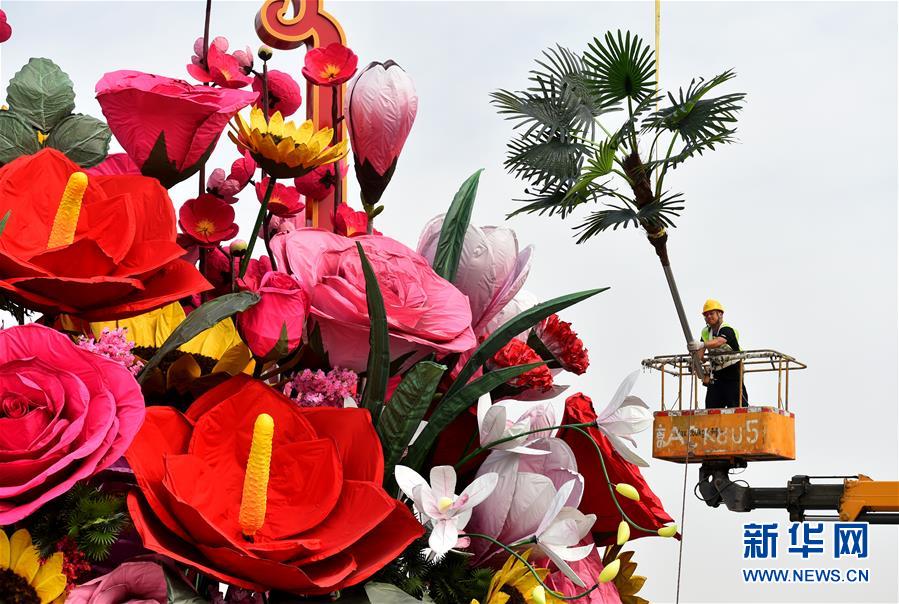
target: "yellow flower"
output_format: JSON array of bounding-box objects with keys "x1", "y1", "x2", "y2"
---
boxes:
[
  {"x1": 229, "y1": 107, "x2": 348, "y2": 178},
  {"x1": 0, "y1": 529, "x2": 67, "y2": 604},
  {"x1": 472, "y1": 551, "x2": 563, "y2": 604}
]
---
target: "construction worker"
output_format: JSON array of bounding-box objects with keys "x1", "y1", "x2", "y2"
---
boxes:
[{"x1": 687, "y1": 299, "x2": 748, "y2": 409}]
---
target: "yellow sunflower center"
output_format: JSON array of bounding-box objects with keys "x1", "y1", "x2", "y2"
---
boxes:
[
  {"x1": 321, "y1": 63, "x2": 342, "y2": 80},
  {"x1": 195, "y1": 219, "x2": 216, "y2": 236},
  {"x1": 0, "y1": 568, "x2": 40, "y2": 604}
]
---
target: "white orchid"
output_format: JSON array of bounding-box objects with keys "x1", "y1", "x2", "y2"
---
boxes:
[
  {"x1": 594, "y1": 370, "x2": 652, "y2": 466},
  {"x1": 395, "y1": 465, "x2": 498, "y2": 555},
  {"x1": 531, "y1": 480, "x2": 596, "y2": 587},
  {"x1": 476, "y1": 394, "x2": 565, "y2": 455}
]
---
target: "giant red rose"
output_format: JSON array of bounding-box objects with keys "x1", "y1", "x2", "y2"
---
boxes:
[
  {"x1": 0, "y1": 149, "x2": 210, "y2": 320},
  {"x1": 125, "y1": 376, "x2": 422, "y2": 595},
  {"x1": 562, "y1": 394, "x2": 674, "y2": 545}
]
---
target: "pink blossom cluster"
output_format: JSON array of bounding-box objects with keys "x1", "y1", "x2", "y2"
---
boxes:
[
  {"x1": 76, "y1": 328, "x2": 144, "y2": 376},
  {"x1": 282, "y1": 367, "x2": 358, "y2": 408}
]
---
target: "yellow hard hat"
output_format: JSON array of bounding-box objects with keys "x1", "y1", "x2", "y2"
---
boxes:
[{"x1": 702, "y1": 299, "x2": 724, "y2": 313}]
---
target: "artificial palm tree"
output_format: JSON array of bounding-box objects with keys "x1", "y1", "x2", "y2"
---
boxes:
[{"x1": 492, "y1": 30, "x2": 745, "y2": 375}]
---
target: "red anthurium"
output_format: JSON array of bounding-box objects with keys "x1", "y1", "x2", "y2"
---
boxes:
[
  {"x1": 255, "y1": 177, "x2": 304, "y2": 218},
  {"x1": 179, "y1": 194, "x2": 239, "y2": 245},
  {"x1": 0, "y1": 149, "x2": 210, "y2": 320},
  {"x1": 561, "y1": 394, "x2": 675, "y2": 545},
  {"x1": 302, "y1": 43, "x2": 359, "y2": 87},
  {"x1": 253, "y1": 70, "x2": 303, "y2": 118},
  {"x1": 124, "y1": 375, "x2": 423, "y2": 596}
]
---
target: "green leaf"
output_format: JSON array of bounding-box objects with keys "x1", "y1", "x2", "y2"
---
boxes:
[
  {"x1": 445, "y1": 288, "x2": 608, "y2": 401},
  {"x1": 403, "y1": 362, "x2": 545, "y2": 470},
  {"x1": 0, "y1": 112, "x2": 40, "y2": 165},
  {"x1": 378, "y1": 360, "x2": 446, "y2": 488},
  {"x1": 432, "y1": 169, "x2": 482, "y2": 281},
  {"x1": 46, "y1": 113, "x2": 111, "y2": 167},
  {"x1": 583, "y1": 30, "x2": 656, "y2": 104},
  {"x1": 138, "y1": 292, "x2": 260, "y2": 383},
  {"x1": 164, "y1": 570, "x2": 208, "y2": 604},
  {"x1": 358, "y1": 243, "x2": 389, "y2": 421},
  {"x1": 6, "y1": 58, "x2": 76, "y2": 131},
  {"x1": 0, "y1": 210, "x2": 11, "y2": 237}
]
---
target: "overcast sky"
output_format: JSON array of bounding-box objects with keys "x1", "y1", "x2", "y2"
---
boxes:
[{"x1": 1, "y1": 1, "x2": 897, "y2": 602}]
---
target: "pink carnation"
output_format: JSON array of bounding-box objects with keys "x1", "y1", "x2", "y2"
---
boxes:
[
  {"x1": 282, "y1": 368, "x2": 359, "y2": 408},
  {"x1": 536, "y1": 314, "x2": 590, "y2": 375},
  {"x1": 76, "y1": 327, "x2": 144, "y2": 376}
]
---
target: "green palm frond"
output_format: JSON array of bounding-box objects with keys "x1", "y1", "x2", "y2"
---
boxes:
[
  {"x1": 643, "y1": 70, "x2": 745, "y2": 144},
  {"x1": 575, "y1": 191, "x2": 684, "y2": 242},
  {"x1": 584, "y1": 30, "x2": 656, "y2": 104},
  {"x1": 503, "y1": 132, "x2": 585, "y2": 190}
]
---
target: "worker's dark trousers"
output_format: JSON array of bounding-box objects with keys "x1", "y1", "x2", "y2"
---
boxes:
[{"x1": 705, "y1": 378, "x2": 748, "y2": 409}]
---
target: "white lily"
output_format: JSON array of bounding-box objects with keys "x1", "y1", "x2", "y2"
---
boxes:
[
  {"x1": 395, "y1": 465, "x2": 498, "y2": 555},
  {"x1": 594, "y1": 370, "x2": 652, "y2": 466},
  {"x1": 531, "y1": 480, "x2": 596, "y2": 587},
  {"x1": 476, "y1": 394, "x2": 565, "y2": 455}
]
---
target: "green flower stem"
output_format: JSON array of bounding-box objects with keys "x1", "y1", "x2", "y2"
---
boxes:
[
  {"x1": 454, "y1": 421, "x2": 596, "y2": 469},
  {"x1": 330, "y1": 86, "x2": 343, "y2": 233},
  {"x1": 262, "y1": 210, "x2": 277, "y2": 272},
  {"x1": 240, "y1": 177, "x2": 277, "y2": 278},
  {"x1": 460, "y1": 532, "x2": 602, "y2": 601}
]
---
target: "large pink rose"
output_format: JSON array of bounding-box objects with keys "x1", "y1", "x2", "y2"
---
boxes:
[
  {"x1": 0, "y1": 324, "x2": 145, "y2": 524},
  {"x1": 272, "y1": 229, "x2": 476, "y2": 370},
  {"x1": 96, "y1": 70, "x2": 257, "y2": 188}
]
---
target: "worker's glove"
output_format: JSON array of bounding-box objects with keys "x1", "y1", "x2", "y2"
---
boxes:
[{"x1": 687, "y1": 340, "x2": 705, "y2": 353}]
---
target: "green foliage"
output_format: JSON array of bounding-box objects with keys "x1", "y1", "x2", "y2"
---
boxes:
[
  {"x1": 432, "y1": 169, "x2": 483, "y2": 282},
  {"x1": 0, "y1": 58, "x2": 112, "y2": 167},
  {"x1": 358, "y1": 243, "x2": 389, "y2": 422},
  {"x1": 374, "y1": 540, "x2": 492, "y2": 604},
  {"x1": 493, "y1": 30, "x2": 745, "y2": 242}
]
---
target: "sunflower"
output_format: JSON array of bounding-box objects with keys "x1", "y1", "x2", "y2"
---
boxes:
[
  {"x1": 0, "y1": 529, "x2": 66, "y2": 604},
  {"x1": 472, "y1": 550, "x2": 562, "y2": 604},
  {"x1": 229, "y1": 107, "x2": 348, "y2": 178},
  {"x1": 606, "y1": 549, "x2": 648, "y2": 604}
]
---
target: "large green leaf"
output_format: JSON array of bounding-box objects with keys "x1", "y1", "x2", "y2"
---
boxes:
[
  {"x1": 445, "y1": 288, "x2": 608, "y2": 401},
  {"x1": 403, "y1": 362, "x2": 545, "y2": 471},
  {"x1": 358, "y1": 243, "x2": 389, "y2": 421},
  {"x1": 0, "y1": 112, "x2": 40, "y2": 165},
  {"x1": 46, "y1": 113, "x2": 111, "y2": 168},
  {"x1": 431, "y1": 169, "x2": 482, "y2": 282},
  {"x1": 377, "y1": 360, "x2": 446, "y2": 487},
  {"x1": 6, "y1": 58, "x2": 76, "y2": 131},
  {"x1": 138, "y1": 292, "x2": 260, "y2": 383},
  {"x1": 583, "y1": 30, "x2": 656, "y2": 104}
]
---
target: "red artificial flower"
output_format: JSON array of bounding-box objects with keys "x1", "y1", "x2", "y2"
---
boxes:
[
  {"x1": 561, "y1": 393, "x2": 675, "y2": 545},
  {"x1": 237, "y1": 258, "x2": 309, "y2": 360},
  {"x1": 302, "y1": 43, "x2": 359, "y2": 87},
  {"x1": 125, "y1": 375, "x2": 423, "y2": 595},
  {"x1": 294, "y1": 159, "x2": 347, "y2": 202},
  {"x1": 255, "y1": 177, "x2": 304, "y2": 218},
  {"x1": 85, "y1": 153, "x2": 141, "y2": 177},
  {"x1": 207, "y1": 152, "x2": 256, "y2": 203},
  {"x1": 0, "y1": 10, "x2": 11, "y2": 44},
  {"x1": 179, "y1": 194, "x2": 240, "y2": 245},
  {"x1": 96, "y1": 70, "x2": 257, "y2": 188},
  {"x1": 0, "y1": 149, "x2": 210, "y2": 320},
  {"x1": 333, "y1": 203, "x2": 379, "y2": 237},
  {"x1": 489, "y1": 338, "x2": 554, "y2": 392},
  {"x1": 187, "y1": 36, "x2": 254, "y2": 89},
  {"x1": 253, "y1": 70, "x2": 303, "y2": 118},
  {"x1": 535, "y1": 314, "x2": 590, "y2": 375}
]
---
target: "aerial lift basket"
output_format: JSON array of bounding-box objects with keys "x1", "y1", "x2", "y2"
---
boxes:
[{"x1": 642, "y1": 350, "x2": 806, "y2": 464}]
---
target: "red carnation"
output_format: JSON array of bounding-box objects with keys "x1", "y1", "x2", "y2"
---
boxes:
[
  {"x1": 179, "y1": 194, "x2": 239, "y2": 245},
  {"x1": 489, "y1": 338, "x2": 553, "y2": 392},
  {"x1": 302, "y1": 43, "x2": 358, "y2": 87},
  {"x1": 535, "y1": 314, "x2": 590, "y2": 375}
]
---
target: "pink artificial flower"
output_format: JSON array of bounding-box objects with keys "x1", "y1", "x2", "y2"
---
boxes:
[
  {"x1": 207, "y1": 151, "x2": 257, "y2": 202},
  {"x1": 0, "y1": 10, "x2": 11, "y2": 43},
  {"x1": 67, "y1": 561, "x2": 167, "y2": 604},
  {"x1": 418, "y1": 216, "x2": 532, "y2": 336},
  {"x1": 268, "y1": 214, "x2": 307, "y2": 236},
  {"x1": 77, "y1": 327, "x2": 144, "y2": 376},
  {"x1": 253, "y1": 70, "x2": 303, "y2": 118},
  {"x1": 344, "y1": 61, "x2": 418, "y2": 206},
  {"x1": 96, "y1": 70, "x2": 257, "y2": 188},
  {"x1": 283, "y1": 367, "x2": 359, "y2": 408},
  {"x1": 271, "y1": 229, "x2": 476, "y2": 371},
  {"x1": 237, "y1": 257, "x2": 309, "y2": 360},
  {"x1": 187, "y1": 36, "x2": 254, "y2": 88},
  {"x1": 294, "y1": 159, "x2": 347, "y2": 202},
  {"x1": 333, "y1": 203, "x2": 378, "y2": 237},
  {"x1": 179, "y1": 194, "x2": 239, "y2": 245},
  {"x1": 543, "y1": 545, "x2": 624, "y2": 603},
  {"x1": 256, "y1": 177, "x2": 305, "y2": 217},
  {"x1": 536, "y1": 314, "x2": 590, "y2": 375},
  {"x1": 302, "y1": 43, "x2": 359, "y2": 87},
  {"x1": 0, "y1": 324, "x2": 145, "y2": 524},
  {"x1": 85, "y1": 153, "x2": 140, "y2": 177}
]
